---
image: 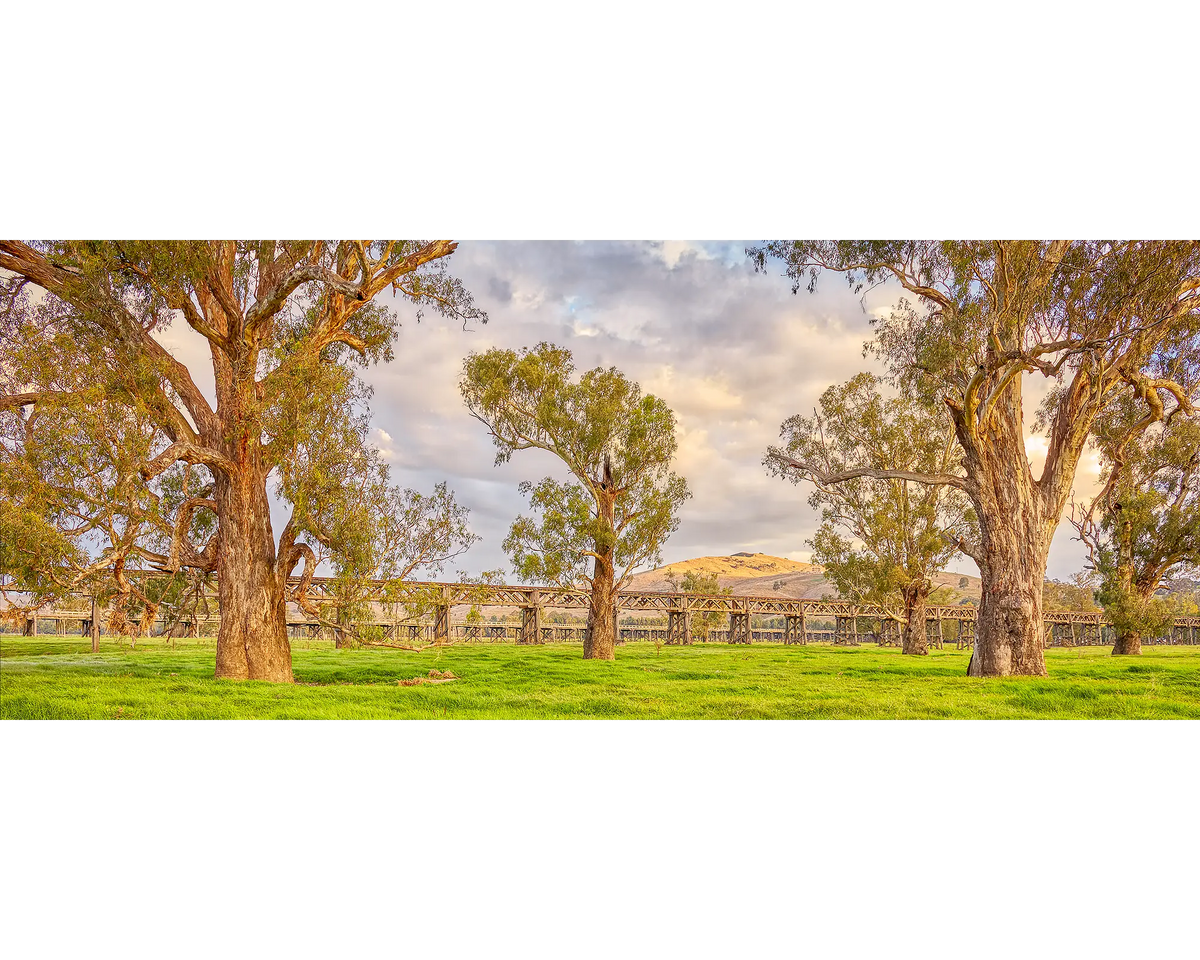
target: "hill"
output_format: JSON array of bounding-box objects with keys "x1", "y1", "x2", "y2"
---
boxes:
[{"x1": 627, "y1": 552, "x2": 982, "y2": 605}]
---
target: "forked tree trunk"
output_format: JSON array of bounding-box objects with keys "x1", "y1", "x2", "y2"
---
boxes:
[
  {"x1": 213, "y1": 472, "x2": 293, "y2": 682},
  {"x1": 901, "y1": 582, "x2": 929, "y2": 655},
  {"x1": 956, "y1": 370, "x2": 1071, "y2": 678},
  {"x1": 961, "y1": 385, "x2": 1058, "y2": 678}
]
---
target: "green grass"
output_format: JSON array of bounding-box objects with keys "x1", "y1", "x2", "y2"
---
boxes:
[{"x1": 2, "y1": 635, "x2": 1199, "y2": 719}]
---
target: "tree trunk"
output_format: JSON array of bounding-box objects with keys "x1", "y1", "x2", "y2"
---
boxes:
[
  {"x1": 584, "y1": 483, "x2": 618, "y2": 661},
  {"x1": 968, "y1": 505, "x2": 1052, "y2": 677},
  {"x1": 584, "y1": 551, "x2": 617, "y2": 661},
  {"x1": 1108, "y1": 524, "x2": 1143, "y2": 656},
  {"x1": 213, "y1": 472, "x2": 293, "y2": 682},
  {"x1": 900, "y1": 582, "x2": 929, "y2": 655},
  {"x1": 334, "y1": 605, "x2": 353, "y2": 649},
  {"x1": 1112, "y1": 631, "x2": 1142, "y2": 655},
  {"x1": 89, "y1": 595, "x2": 100, "y2": 654}
]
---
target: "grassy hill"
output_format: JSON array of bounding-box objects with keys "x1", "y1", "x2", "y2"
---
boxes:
[{"x1": 628, "y1": 552, "x2": 982, "y2": 606}]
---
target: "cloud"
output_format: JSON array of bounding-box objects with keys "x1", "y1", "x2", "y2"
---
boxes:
[
  {"x1": 373, "y1": 428, "x2": 396, "y2": 462},
  {"x1": 654, "y1": 240, "x2": 713, "y2": 270}
]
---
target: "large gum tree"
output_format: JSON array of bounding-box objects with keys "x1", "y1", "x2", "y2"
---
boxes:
[
  {"x1": 765, "y1": 373, "x2": 976, "y2": 656},
  {"x1": 750, "y1": 241, "x2": 1200, "y2": 677},
  {"x1": 0, "y1": 240, "x2": 485, "y2": 681},
  {"x1": 460, "y1": 343, "x2": 690, "y2": 660}
]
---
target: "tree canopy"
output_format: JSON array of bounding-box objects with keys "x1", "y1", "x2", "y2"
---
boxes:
[{"x1": 460, "y1": 342, "x2": 690, "y2": 659}]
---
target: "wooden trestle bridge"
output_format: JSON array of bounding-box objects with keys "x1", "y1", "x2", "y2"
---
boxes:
[{"x1": 7, "y1": 576, "x2": 1200, "y2": 648}]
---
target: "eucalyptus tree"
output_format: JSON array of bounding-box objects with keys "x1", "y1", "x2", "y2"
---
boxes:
[
  {"x1": 275, "y1": 379, "x2": 479, "y2": 646},
  {"x1": 664, "y1": 568, "x2": 732, "y2": 642},
  {"x1": 750, "y1": 241, "x2": 1200, "y2": 676},
  {"x1": 765, "y1": 373, "x2": 975, "y2": 655},
  {"x1": 460, "y1": 343, "x2": 690, "y2": 660},
  {"x1": 0, "y1": 240, "x2": 485, "y2": 681},
  {"x1": 1042, "y1": 573, "x2": 1100, "y2": 614},
  {"x1": 1072, "y1": 399, "x2": 1200, "y2": 654},
  {"x1": 0, "y1": 367, "x2": 210, "y2": 644}
]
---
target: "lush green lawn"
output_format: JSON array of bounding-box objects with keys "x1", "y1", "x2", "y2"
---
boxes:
[{"x1": 2, "y1": 634, "x2": 1199, "y2": 719}]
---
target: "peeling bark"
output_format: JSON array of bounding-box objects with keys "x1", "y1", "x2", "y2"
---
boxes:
[
  {"x1": 966, "y1": 471, "x2": 1053, "y2": 677},
  {"x1": 584, "y1": 582, "x2": 616, "y2": 661},
  {"x1": 212, "y1": 471, "x2": 292, "y2": 682}
]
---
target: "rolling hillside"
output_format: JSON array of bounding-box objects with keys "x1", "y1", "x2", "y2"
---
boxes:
[{"x1": 627, "y1": 552, "x2": 982, "y2": 605}]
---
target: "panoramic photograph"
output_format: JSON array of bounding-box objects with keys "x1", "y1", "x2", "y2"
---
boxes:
[{"x1": 3, "y1": 239, "x2": 1198, "y2": 718}]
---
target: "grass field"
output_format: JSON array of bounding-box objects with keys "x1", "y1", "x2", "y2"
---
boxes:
[{"x1": 3, "y1": 634, "x2": 1200, "y2": 719}]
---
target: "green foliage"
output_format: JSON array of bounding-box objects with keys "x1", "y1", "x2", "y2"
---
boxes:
[
  {"x1": 0, "y1": 352, "x2": 184, "y2": 619},
  {"x1": 0, "y1": 496, "x2": 81, "y2": 600},
  {"x1": 502, "y1": 478, "x2": 597, "y2": 586},
  {"x1": 766, "y1": 373, "x2": 975, "y2": 619},
  {"x1": 1077, "y1": 411, "x2": 1200, "y2": 637},
  {"x1": 1094, "y1": 578, "x2": 1176, "y2": 639},
  {"x1": 665, "y1": 568, "x2": 732, "y2": 638},
  {"x1": 926, "y1": 586, "x2": 958, "y2": 606},
  {"x1": 460, "y1": 343, "x2": 690, "y2": 595},
  {"x1": 1043, "y1": 573, "x2": 1100, "y2": 613}
]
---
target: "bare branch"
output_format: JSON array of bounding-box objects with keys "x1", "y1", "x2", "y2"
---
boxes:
[{"x1": 768, "y1": 451, "x2": 970, "y2": 491}]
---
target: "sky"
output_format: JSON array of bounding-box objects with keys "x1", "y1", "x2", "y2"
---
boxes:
[{"x1": 156, "y1": 240, "x2": 1102, "y2": 583}]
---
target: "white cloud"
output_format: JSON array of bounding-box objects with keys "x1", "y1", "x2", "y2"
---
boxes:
[
  {"x1": 372, "y1": 427, "x2": 396, "y2": 462},
  {"x1": 655, "y1": 240, "x2": 712, "y2": 269}
]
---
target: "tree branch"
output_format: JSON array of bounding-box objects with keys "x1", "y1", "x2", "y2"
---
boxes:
[
  {"x1": 245, "y1": 263, "x2": 368, "y2": 335},
  {"x1": 0, "y1": 390, "x2": 77, "y2": 412},
  {"x1": 155, "y1": 497, "x2": 217, "y2": 573},
  {"x1": 140, "y1": 441, "x2": 236, "y2": 481},
  {"x1": 768, "y1": 451, "x2": 970, "y2": 491}
]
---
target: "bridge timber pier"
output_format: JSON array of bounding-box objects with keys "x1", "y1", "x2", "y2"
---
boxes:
[{"x1": 4, "y1": 575, "x2": 1200, "y2": 648}]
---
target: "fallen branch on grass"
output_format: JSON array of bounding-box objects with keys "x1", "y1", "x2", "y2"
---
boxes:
[{"x1": 396, "y1": 669, "x2": 458, "y2": 687}]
